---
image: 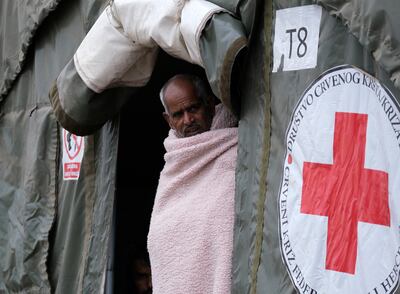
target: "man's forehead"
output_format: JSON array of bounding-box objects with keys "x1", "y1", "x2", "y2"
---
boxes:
[
  {"x1": 165, "y1": 78, "x2": 195, "y2": 96},
  {"x1": 164, "y1": 79, "x2": 199, "y2": 105}
]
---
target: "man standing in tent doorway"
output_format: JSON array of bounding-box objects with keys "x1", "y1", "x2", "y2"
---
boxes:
[{"x1": 147, "y1": 74, "x2": 238, "y2": 294}]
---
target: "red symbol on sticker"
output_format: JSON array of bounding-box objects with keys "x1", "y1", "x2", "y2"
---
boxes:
[
  {"x1": 301, "y1": 112, "x2": 389, "y2": 274},
  {"x1": 63, "y1": 130, "x2": 83, "y2": 160}
]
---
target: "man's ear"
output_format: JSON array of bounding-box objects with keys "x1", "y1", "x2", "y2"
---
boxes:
[{"x1": 163, "y1": 112, "x2": 174, "y2": 129}]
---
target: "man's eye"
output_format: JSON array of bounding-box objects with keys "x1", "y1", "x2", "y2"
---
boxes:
[
  {"x1": 188, "y1": 105, "x2": 200, "y2": 113},
  {"x1": 172, "y1": 112, "x2": 182, "y2": 119}
]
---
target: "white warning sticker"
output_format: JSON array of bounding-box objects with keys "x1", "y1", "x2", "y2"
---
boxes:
[
  {"x1": 272, "y1": 5, "x2": 322, "y2": 72},
  {"x1": 62, "y1": 128, "x2": 85, "y2": 180}
]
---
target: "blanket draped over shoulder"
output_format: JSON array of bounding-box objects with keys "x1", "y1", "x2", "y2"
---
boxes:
[{"x1": 148, "y1": 104, "x2": 238, "y2": 294}]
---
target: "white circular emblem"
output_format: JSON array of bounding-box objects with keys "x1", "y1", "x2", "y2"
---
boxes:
[{"x1": 279, "y1": 65, "x2": 400, "y2": 294}]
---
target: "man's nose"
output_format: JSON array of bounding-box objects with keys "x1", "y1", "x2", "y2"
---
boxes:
[{"x1": 183, "y1": 111, "x2": 194, "y2": 125}]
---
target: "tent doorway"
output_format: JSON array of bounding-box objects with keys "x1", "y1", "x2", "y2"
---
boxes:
[{"x1": 113, "y1": 51, "x2": 207, "y2": 293}]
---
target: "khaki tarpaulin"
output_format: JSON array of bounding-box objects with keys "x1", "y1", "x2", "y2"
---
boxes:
[
  {"x1": 233, "y1": 0, "x2": 400, "y2": 293},
  {"x1": 0, "y1": 0, "x2": 60, "y2": 291},
  {"x1": 0, "y1": 0, "x2": 123, "y2": 293},
  {"x1": 2, "y1": 0, "x2": 400, "y2": 293},
  {"x1": 0, "y1": 0, "x2": 254, "y2": 292}
]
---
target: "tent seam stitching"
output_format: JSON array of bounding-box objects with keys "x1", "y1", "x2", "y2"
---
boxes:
[{"x1": 250, "y1": 0, "x2": 273, "y2": 292}]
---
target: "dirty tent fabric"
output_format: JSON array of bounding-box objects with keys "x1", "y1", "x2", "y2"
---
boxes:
[
  {"x1": 0, "y1": 0, "x2": 126, "y2": 293},
  {"x1": 232, "y1": 0, "x2": 400, "y2": 293},
  {"x1": 0, "y1": 0, "x2": 252, "y2": 293},
  {"x1": 0, "y1": 0, "x2": 60, "y2": 292},
  {"x1": 3, "y1": 0, "x2": 400, "y2": 293}
]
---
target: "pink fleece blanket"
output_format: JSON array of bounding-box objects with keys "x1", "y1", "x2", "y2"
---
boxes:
[{"x1": 148, "y1": 105, "x2": 238, "y2": 294}]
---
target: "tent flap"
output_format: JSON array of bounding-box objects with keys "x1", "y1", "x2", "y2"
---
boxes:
[
  {"x1": 49, "y1": 59, "x2": 134, "y2": 136},
  {"x1": 200, "y1": 12, "x2": 247, "y2": 113},
  {"x1": 51, "y1": 0, "x2": 255, "y2": 135},
  {"x1": 1, "y1": 0, "x2": 121, "y2": 293}
]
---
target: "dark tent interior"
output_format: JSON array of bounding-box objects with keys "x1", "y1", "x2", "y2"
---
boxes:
[{"x1": 114, "y1": 50, "x2": 207, "y2": 293}]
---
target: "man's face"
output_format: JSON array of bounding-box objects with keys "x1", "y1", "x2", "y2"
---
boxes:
[
  {"x1": 163, "y1": 79, "x2": 214, "y2": 138},
  {"x1": 132, "y1": 259, "x2": 152, "y2": 294}
]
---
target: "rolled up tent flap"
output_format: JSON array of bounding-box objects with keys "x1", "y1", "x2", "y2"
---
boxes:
[
  {"x1": 51, "y1": 0, "x2": 248, "y2": 135},
  {"x1": 199, "y1": 12, "x2": 248, "y2": 114},
  {"x1": 73, "y1": 6, "x2": 159, "y2": 93},
  {"x1": 180, "y1": 0, "x2": 228, "y2": 66}
]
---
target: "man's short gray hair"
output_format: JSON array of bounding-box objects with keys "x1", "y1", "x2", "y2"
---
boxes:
[{"x1": 160, "y1": 74, "x2": 212, "y2": 113}]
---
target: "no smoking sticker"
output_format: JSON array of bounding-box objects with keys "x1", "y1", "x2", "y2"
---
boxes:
[
  {"x1": 62, "y1": 128, "x2": 85, "y2": 180},
  {"x1": 272, "y1": 5, "x2": 322, "y2": 72}
]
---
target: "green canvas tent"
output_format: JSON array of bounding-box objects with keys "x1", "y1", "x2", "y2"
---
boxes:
[{"x1": 1, "y1": 0, "x2": 400, "y2": 293}]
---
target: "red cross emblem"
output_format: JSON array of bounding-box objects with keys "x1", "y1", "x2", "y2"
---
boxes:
[{"x1": 301, "y1": 112, "x2": 390, "y2": 274}]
